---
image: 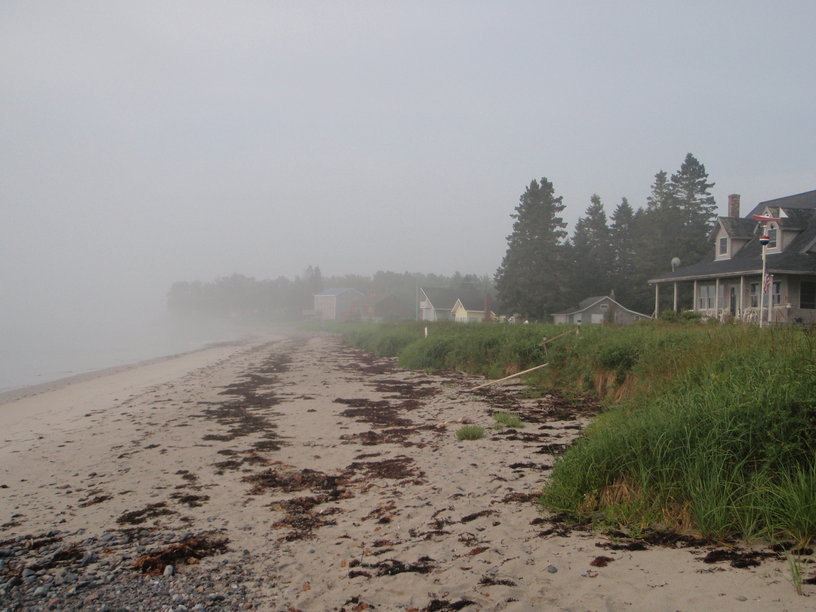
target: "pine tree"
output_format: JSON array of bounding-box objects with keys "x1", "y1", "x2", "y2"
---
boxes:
[
  {"x1": 646, "y1": 170, "x2": 673, "y2": 211},
  {"x1": 628, "y1": 171, "x2": 686, "y2": 313},
  {"x1": 569, "y1": 194, "x2": 613, "y2": 305},
  {"x1": 670, "y1": 152, "x2": 717, "y2": 264},
  {"x1": 628, "y1": 154, "x2": 717, "y2": 314},
  {"x1": 495, "y1": 178, "x2": 568, "y2": 319},
  {"x1": 609, "y1": 197, "x2": 637, "y2": 306}
]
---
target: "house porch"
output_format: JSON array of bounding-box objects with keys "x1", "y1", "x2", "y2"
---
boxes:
[{"x1": 651, "y1": 275, "x2": 816, "y2": 325}]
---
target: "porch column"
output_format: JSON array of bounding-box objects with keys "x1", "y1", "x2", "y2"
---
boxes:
[
  {"x1": 673, "y1": 282, "x2": 678, "y2": 312},
  {"x1": 654, "y1": 283, "x2": 660, "y2": 318},
  {"x1": 715, "y1": 278, "x2": 720, "y2": 319},
  {"x1": 693, "y1": 280, "x2": 698, "y2": 312},
  {"x1": 739, "y1": 276, "x2": 744, "y2": 319}
]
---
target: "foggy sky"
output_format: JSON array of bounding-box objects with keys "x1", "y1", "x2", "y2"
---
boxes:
[{"x1": 2, "y1": 1, "x2": 815, "y2": 323}]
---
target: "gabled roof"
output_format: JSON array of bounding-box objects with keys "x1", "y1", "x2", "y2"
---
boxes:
[
  {"x1": 456, "y1": 294, "x2": 490, "y2": 311},
  {"x1": 717, "y1": 217, "x2": 755, "y2": 239},
  {"x1": 420, "y1": 287, "x2": 484, "y2": 311},
  {"x1": 747, "y1": 189, "x2": 816, "y2": 216},
  {"x1": 777, "y1": 208, "x2": 811, "y2": 231},
  {"x1": 420, "y1": 287, "x2": 460, "y2": 310},
  {"x1": 553, "y1": 295, "x2": 651, "y2": 318},
  {"x1": 650, "y1": 190, "x2": 816, "y2": 283},
  {"x1": 578, "y1": 295, "x2": 607, "y2": 310}
]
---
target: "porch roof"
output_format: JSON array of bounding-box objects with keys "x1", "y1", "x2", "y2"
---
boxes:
[{"x1": 650, "y1": 214, "x2": 816, "y2": 284}]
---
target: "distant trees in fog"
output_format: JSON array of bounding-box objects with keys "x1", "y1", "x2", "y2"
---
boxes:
[
  {"x1": 168, "y1": 153, "x2": 716, "y2": 323},
  {"x1": 495, "y1": 153, "x2": 718, "y2": 318},
  {"x1": 167, "y1": 268, "x2": 493, "y2": 322}
]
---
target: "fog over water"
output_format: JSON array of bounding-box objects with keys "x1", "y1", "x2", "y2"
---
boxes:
[
  {"x1": 0, "y1": 306, "x2": 249, "y2": 393},
  {"x1": 2, "y1": 2, "x2": 815, "y2": 390}
]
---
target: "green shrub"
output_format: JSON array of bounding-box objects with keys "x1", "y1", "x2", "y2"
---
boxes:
[
  {"x1": 493, "y1": 412, "x2": 524, "y2": 428},
  {"x1": 371, "y1": 328, "x2": 422, "y2": 356},
  {"x1": 456, "y1": 425, "x2": 485, "y2": 440}
]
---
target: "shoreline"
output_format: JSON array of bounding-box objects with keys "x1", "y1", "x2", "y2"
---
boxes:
[{"x1": 0, "y1": 335, "x2": 265, "y2": 407}]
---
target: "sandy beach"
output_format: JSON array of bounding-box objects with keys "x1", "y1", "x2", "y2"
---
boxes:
[{"x1": 0, "y1": 331, "x2": 811, "y2": 611}]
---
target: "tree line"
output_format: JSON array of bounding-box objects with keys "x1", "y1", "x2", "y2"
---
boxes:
[
  {"x1": 167, "y1": 267, "x2": 493, "y2": 321},
  {"x1": 495, "y1": 153, "x2": 717, "y2": 319},
  {"x1": 168, "y1": 152, "x2": 717, "y2": 322}
]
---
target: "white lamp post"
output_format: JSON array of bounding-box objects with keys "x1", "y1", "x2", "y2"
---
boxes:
[{"x1": 758, "y1": 234, "x2": 769, "y2": 328}]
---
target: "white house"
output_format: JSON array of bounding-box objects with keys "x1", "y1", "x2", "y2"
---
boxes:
[{"x1": 649, "y1": 190, "x2": 816, "y2": 324}]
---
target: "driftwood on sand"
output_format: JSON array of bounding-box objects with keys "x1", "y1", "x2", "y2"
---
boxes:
[{"x1": 468, "y1": 326, "x2": 580, "y2": 391}]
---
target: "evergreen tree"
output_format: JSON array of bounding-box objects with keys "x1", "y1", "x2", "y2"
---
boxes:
[
  {"x1": 628, "y1": 154, "x2": 717, "y2": 314},
  {"x1": 569, "y1": 194, "x2": 613, "y2": 305},
  {"x1": 646, "y1": 170, "x2": 673, "y2": 211},
  {"x1": 637, "y1": 171, "x2": 686, "y2": 273},
  {"x1": 629, "y1": 171, "x2": 685, "y2": 313},
  {"x1": 495, "y1": 178, "x2": 568, "y2": 319},
  {"x1": 609, "y1": 197, "x2": 638, "y2": 306},
  {"x1": 670, "y1": 152, "x2": 717, "y2": 264}
]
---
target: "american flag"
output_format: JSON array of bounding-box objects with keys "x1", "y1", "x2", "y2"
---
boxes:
[{"x1": 763, "y1": 273, "x2": 773, "y2": 294}]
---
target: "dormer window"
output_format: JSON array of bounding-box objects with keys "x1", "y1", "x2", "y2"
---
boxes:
[
  {"x1": 767, "y1": 226, "x2": 778, "y2": 249},
  {"x1": 718, "y1": 237, "x2": 728, "y2": 255}
]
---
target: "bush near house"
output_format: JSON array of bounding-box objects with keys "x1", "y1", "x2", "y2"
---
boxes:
[{"x1": 326, "y1": 320, "x2": 816, "y2": 544}]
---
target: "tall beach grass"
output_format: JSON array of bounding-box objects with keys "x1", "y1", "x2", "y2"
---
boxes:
[{"x1": 327, "y1": 319, "x2": 816, "y2": 544}]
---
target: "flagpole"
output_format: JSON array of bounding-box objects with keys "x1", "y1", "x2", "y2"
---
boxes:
[
  {"x1": 759, "y1": 241, "x2": 766, "y2": 328},
  {"x1": 767, "y1": 273, "x2": 773, "y2": 325},
  {"x1": 753, "y1": 214, "x2": 779, "y2": 329}
]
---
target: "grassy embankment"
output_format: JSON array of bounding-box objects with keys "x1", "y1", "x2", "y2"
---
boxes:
[{"x1": 328, "y1": 320, "x2": 816, "y2": 545}]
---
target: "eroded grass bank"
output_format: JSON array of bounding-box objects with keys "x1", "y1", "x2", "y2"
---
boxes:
[{"x1": 326, "y1": 320, "x2": 816, "y2": 545}]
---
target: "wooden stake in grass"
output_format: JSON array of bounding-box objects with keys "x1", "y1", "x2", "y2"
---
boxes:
[{"x1": 468, "y1": 363, "x2": 549, "y2": 391}]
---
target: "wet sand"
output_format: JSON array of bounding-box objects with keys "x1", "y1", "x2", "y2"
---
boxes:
[{"x1": 0, "y1": 331, "x2": 810, "y2": 610}]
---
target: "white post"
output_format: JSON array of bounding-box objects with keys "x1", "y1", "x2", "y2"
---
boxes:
[
  {"x1": 739, "y1": 276, "x2": 744, "y2": 319},
  {"x1": 693, "y1": 280, "x2": 698, "y2": 312},
  {"x1": 654, "y1": 284, "x2": 660, "y2": 318},
  {"x1": 673, "y1": 282, "x2": 678, "y2": 312},
  {"x1": 767, "y1": 275, "x2": 774, "y2": 325},
  {"x1": 715, "y1": 278, "x2": 720, "y2": 320},
  {"x1": 759, "y1": 243, "x2": 767, "y2": 328}
]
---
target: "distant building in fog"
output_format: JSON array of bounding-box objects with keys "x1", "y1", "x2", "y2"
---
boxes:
[
  {"x1": 552, "y1": 295, "x2": 650, "y2": 325},
  {"x1": 418, "y1": 287, "x2": 495, "y2": 322},
  {"x1": 313, "y1": 288, "x2": 364, "y2": 321}
]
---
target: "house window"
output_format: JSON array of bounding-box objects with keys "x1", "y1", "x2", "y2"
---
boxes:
[
  {"x1": 600, "y1": 303, "x2": 609, "y2": 311},
  {"x1": 801, "y1": 281, "x2": 816, "y2": 309},
  {"x1": 697, "y1": 285, "x2": 715, "y2": 309},
  {"x1": 767, "y1": 226, "x2": 778, "y2": 249},
  {"x1": 750, "y1": 281, "x2": 781, "y2": 307},
  {"x1": 719, "y1": 237, "x2": 728, "y2": 255}
]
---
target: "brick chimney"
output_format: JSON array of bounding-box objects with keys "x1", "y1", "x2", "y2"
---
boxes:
[{"x1": 728, "y1": 194, "x2": 740, "y2": 218}]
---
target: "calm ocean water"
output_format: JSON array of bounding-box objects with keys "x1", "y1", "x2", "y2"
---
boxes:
[{"x1": 0, "y1": 312, "x2": 249, "y2": 394}]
